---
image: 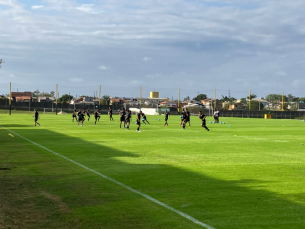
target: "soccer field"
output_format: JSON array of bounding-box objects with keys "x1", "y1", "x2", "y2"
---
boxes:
[{"x1": 1, "y1": 112, "x2": 305, "y2": 229}]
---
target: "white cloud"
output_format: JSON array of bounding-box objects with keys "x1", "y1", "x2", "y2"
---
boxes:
[
  {"x1": 31, "y1": 5, "x2": 43, "y2": 10},
  {"x1": 99, "y1": 65, "x2": 109, "y2": 70},
  {"x1": 8, "y1": 74, "x2": 16, "y2": 78},
  {"x1": 292, "y1": 79, "x2": 305, "y2": 88},
  {"x1": 277, "y1": 71, "x2": 286, "y2": 76},
  {"x1": 143, "y1": 57, "x2": 152, "y2": 62},
  {"x1": 130, "y1": 80, "x2": 142, "y2": 85},
  {"x1": 1, "y1": 0, "x2": 305, "y2": 98},
  {"x1": 76, "y1": 4, "x2": 95, "y2": 14},
  {"x1": 69, "y1": 78, "x2": 83, "y2": 82}
]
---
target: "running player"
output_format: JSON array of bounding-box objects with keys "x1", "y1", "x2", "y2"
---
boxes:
[
  {"x1": 182, "y1": 108, "x2": 190, "y2": 129},
  {"x1": 214, "y1": 109, "x2": 219, "y2": 123},
  {"x1": 180, "y1": 108, "x2": 185, "y2": 126},
  {"x1": 163, "y1": 110, "x2": 169, "y2": 126},
  {"x1": 72, "y1": 108, "x2": 77, "y2": 122},
  {"x1": 78, "y1": 110, "x2": 84, "y2": 126},
  {"x1": 126, "y1": 109, "x2": 132, "y2": 130},
  {"x1": 141, "y1": 112, "x2": 150, "y2": 125},
  {"x1": 119, "y1": 107, "x2": 126, "y2": 128},
  {"x1": 34, "y1": 109, "x2": 40, "y2": 126},
  {"x1": 136, "y1": 110, "x2": 142, "y2": 132},
  {"x1": 185, "y1": 108, "x2": 191, "y2": 127},
  {"x1": 108, "y1": 107, "x2": 114, "y2": 121},
  {"x1": 199, "y1": 111, "x2": 209, "y2": 131},
  {"x1": 86, "y1": 109, "x2": 91, "y2": 121},
  {"x1": 94, "y1": 109, "x2": 100, "y2": 125}
]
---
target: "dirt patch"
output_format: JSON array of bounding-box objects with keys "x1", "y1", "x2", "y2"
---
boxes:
[
  {"x1": 42, "y1": 191, "x2": 70, "y2": 213},
  {"x1": 0, "y1": 176, "x2": 48, "y2": 229}
]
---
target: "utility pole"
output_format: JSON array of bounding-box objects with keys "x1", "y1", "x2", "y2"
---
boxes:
[
  {"x1": 178, "y1": 88, "x2": 180, "y2": 112},
  {"x1": 99, "y1": 85, "x2": 101, "y2": 107},
  {"x1": 0, "y1": 59, "x2": 4, "y2": 68},
  {"x1": 9, "y1": 82, "x2": 11, "y2": 115},
  {"x1": 56, "y1": 84, "x2": 58, "y2": 115}
]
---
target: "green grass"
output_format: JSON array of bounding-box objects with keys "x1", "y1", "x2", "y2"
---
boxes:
[{"x1": 1, "y1": 112, "x2": 305, "y2": 229}]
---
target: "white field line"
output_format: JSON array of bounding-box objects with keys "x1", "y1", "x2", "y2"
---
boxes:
[{"x1": 1, "y1": 126, "x2": 215, "y2": 229}]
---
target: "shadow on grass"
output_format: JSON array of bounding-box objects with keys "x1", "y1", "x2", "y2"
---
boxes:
[
  {"x1": 1, "y1": 127, "x2": 305, "y2": 229},
  {"x1": 0, "y1": 124, "x2": 35, "y2": 128}
]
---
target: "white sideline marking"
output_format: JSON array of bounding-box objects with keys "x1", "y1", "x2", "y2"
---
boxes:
[{"x1": 1, "y1": 126, "x2": 215, "y2": 229}]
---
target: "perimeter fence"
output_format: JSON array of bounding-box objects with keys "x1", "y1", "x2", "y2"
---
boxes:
[{"x1": 1, "y1": 100, "x2": 305, "y2": 120}]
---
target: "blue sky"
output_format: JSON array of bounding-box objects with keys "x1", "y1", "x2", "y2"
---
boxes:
[{"x1": 1, "y1": 0, "x2": 305, "y2": 100}]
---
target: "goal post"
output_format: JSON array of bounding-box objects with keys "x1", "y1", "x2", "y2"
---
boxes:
[{"x1": 44, "y1": 108, "x2": 56, "y2": 114}]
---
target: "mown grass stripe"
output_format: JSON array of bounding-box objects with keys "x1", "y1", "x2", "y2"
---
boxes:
[{"x1": 1, "y1": 126, "x2": 215, "y2": 229}]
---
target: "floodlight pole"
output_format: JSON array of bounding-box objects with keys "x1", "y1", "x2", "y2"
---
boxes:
[
  {"x1": 214, "y1": 89, "x2": 216, "y2": 110},
  {"x1": 56, "y1": 84, "x2": 58, "y2": 115},
  {"x1": 178, "y1": 88, "x2": 180, "y2": 112},
  {"x1": 140, "y1": 86, "x2": 142, "y2": 110},
  {"x1": 99, "y1": 85, "x2": 101, "y2": 108},
  {"x1": 282, "y1": 92, "x2": 284, "y2": 111},
  {"x1": 249, "y1": 89, "x2": 251, "y2": 111},
  {"x1": 9, "y1": 82, "x2": 11, "y2": 115}
]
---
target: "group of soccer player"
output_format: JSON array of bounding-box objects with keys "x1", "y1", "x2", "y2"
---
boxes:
[
  {"x1": 179, "y1": 108, "x2": 209, "y2": 131},
  {"x1": 34, "y1": 106, "x2": 210, "y2": 132},
  {"x1": 72, "y1": 108, "x2": 102, "y2": 126}
]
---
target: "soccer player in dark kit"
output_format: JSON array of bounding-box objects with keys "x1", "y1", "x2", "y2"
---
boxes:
[
  {"x1": 185, "y1": 108, "x2": 191, "y2": 127},
  {"x1": 126, "y1": 109, "x2": 132, "y2": 130},
  {"x1": 86, "y1": 109, "x2": 91, "y2": 121},
  {"x1": 199, "y1": 111, "x2": 209, "y2": 131},
  {"x1": 136, "y1": 110, "x2": 142, "y2": 132},
  {"x1": 180, "y1": 108, "x2": 186, "y2": 126},
  {"x1": 214, "y1": 109, "x2": 219, "y2": 123},
  {"x1": 72, "y1": 108, "x2": 77, "y2": 122},
  {"x1": 141, "y1": 112, "x2": 150, "y2": 125},
  {"x1": 164, "y1": 110, "x2": 169, "y2": 126},
  {"x1": 78, "y1": 110, "x2": 84, "y2": 126},
  {"x1": 34, "y1": 109, "x2": 40, "y2": 126},
  {"x1": 108, "y1": 107, "x2": 114, "y2": 121},
  {"x1": 120, "y1": 107, "x2": 126, "y2": 128},
  {"x1": 94, "y1": 109, "x2": 100, "y2": 125}
]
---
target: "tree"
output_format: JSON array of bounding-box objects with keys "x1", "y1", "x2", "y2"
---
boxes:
[
  {"x1": 0, "y1": 59, "x2": 4, "y2": 68},
  {"x1": 183, "y1": 96, "x2": 190, "y2": 101},
  {"x1": 193, "y1": 94, "x2": 207, "y2": 101},
  {"x1": 222, "y1": 103, "x2": 230, "y2": 110},
  {"x1": 287, "y1": 94, "x2": 294, "y2": 103},
  {"x1": 300, "y1": 97, "x2": 305, "y2": 103},
  {"x1": 59, "y1": 94, "x2": 73, "y2": 104},
  {"x1": 239, "y1": 98, "x2": 247, "y2": 109},
  {"x1": 32, "y1": 89, "x2": 40, "y2": 97},
  {"x1": 101, "y1": 95, "x2": 110, "y2": 105},
  {"x1": 221, "y1": 95, "x2": 230, "y2": 102},
  {"x1": 247, "y1": 100, "x2": 264, "y2": 110},
  {"x1": 289, "y1": 102, "x2": 298, "y2": 111},
  {"x1": 50, "y1": 91, "x2": 55, "y2": 97},
  {"x1": 266, "y1": 94, "x2": 288, "y2": 103},
  {"x1": 38, "y1": 92, "x2": 51, "y2": 97},
  {"x1": 247, "y1": 94, "x2": 257, "y2": 100},
  {"x1": 221, "y1": 95, "x2": 236, "y2": 104}
]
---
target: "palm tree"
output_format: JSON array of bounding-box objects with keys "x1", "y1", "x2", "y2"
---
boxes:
[{"x1": 102, "y1": 95, "x2": 110, "y2": 105}]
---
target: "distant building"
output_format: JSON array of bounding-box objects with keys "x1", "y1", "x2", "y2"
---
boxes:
[
  {"x1": 201, "y1": 98, "x2": 213, "y2": 109},
  {"x1": 159, "y1": 101, "x2": 177, "y2": 108},
  {"x1": 298, "y1": 103, "x2": 305, "y2": 111},
  {"x1": 228, "y1": 103, "x2": 244, "y2": 110},
  {"x1": 37, "y1": 97, "x2": 55, "y2": 103},
  {"x1": 11, "y1": 92, "x2": 31, "y2": 102},
  {"x1": 84, "y1": 97, "x2": 94, "y2": 102},
  {"x1": 150, "y1": 91, "x2": 159, "y2": 98},
  {"x1": 252, "y1": 98, "x2": 269, "y2": 107}
]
